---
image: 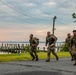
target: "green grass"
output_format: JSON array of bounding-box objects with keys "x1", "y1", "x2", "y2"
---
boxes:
[{"x1": 0, "y1": 52, "x2": 70, "y2": 62}]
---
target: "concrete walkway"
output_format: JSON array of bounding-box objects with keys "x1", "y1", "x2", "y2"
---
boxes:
[{"x1": 0, "y1": 58, "x2": 76, "y2": 75}]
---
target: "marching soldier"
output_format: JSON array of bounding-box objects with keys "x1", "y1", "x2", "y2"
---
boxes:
[
  {"x1": 65, "y1": 33, "x2": 74, "y2": 61},
  {"x1": 71, "y1": 30, "x2": 76, "y2": 65},
  {"x1": 29, "y1": 34, "x2": 39, "y2": 61},
  {"x1": 45, "y1": 31, "x2": 59, "y2": 62}
]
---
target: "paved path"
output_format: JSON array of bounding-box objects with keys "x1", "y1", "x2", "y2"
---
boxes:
[{"x1": 0, "y1": 58, "x2": 76, "y2": 75}]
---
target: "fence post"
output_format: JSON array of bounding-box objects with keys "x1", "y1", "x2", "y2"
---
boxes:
[
  {"x1": 43, "y1": 47, "x2": 45, "y2": 51},
  {"x1": 18, "y1": 44, "x2": 20, "y2": 56}
]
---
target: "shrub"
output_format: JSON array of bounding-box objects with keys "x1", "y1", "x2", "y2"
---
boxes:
[{"x1": 61, "y1": 43, "x2": 69, "y2": 52}]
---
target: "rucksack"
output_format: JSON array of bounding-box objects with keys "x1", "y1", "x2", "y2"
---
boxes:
[
  {"x1": 51, "y1": 34, "x2": 58, "y2": 41},
  {"x1": 33, "y1": 37, "x2": 39, "y2": 46}
]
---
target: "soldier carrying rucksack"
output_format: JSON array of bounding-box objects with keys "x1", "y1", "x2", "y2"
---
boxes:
[
  {"x1": 29, "y1": 34, "x2": 39, "y2": 61},
  {"x1": 71, "y1": 30, "x2": 76, "y2": 65},
  {"x1": 45, "y1": 31, "x2": 59, "y2": 62},
  {"x1": 65, "y1": 33, "x2": 74, "y2": 61}
]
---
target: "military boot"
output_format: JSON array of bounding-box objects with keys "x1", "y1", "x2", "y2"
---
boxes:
[
  {"x1": 32, "y1": 57, "x2": 35, "y2": 61},
  {"x1": 71, "y1": 55, "x2": 74, "y2": 61},
  {"x1": 30, "y1": 53, "x2": 35, "y2": 61},
  {"x1": 56, "y1": 56, "x2": 59, "y2": 61},
  {"x1": 45, "y1": 59, "x2": 50, "y2": 62},
  {"x1": 35, "y1": 55, "x2": 39, "y2": 61},
  {"x1": 74, "y1": 63, "x2": 76, "y2": 66},
  {"x1": 55, "y1": 55, "x2": 59, "y2": 61},
  {"x1": 71, "y1": 58, "x2": 74, "y2": 61},
  {"x1": 74, "y1": 60, "x2": 76, "y2": 66}
]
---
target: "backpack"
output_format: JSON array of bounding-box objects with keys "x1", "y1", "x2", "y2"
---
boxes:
[
  {"x1": 33, "y1": 37, "x2": 39, "y2": 46},
  {"x1": 51, "y1": 34, "x2": 58, "y2": 41}
]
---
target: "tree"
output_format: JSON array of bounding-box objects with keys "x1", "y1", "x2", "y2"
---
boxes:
[{"x1": 72, "y1": 13, "x2": 76, "y2": 22}]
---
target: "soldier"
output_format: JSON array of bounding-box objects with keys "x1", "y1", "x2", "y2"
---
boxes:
[
  {"x1": 71, "y1": 30, "x2": 76, "y2": 65},
  {"x1": 45, "y1": 31, "x2": 59, "y2": 62},
  {"x1": 65, "y1": 33, "x2": 74, "y2": 61},
  {"x1": 29, "y1": 34, "x2": 39, "y2": 61}
]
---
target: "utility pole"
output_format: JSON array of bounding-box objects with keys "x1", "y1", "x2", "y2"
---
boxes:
[{"x1": 52, "y1": 16, "x2": 57, "y2": 35}]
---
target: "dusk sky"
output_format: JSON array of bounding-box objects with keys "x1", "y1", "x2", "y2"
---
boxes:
[{"x1": 0, "y1": 0, "x2": 76, "y2": 42}]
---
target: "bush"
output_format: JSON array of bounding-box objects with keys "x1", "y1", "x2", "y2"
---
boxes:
[
  {"x1": 25, "y1": 45, "x2": 30, "y2": 52},
  {"x1": 61, "y1": 43, "x2": 69, "y2": 52}
]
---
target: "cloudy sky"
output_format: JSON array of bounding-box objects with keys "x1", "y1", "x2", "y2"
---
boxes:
[{"x1": 0, "y1": 0, "x2": 76, "y2": 42}]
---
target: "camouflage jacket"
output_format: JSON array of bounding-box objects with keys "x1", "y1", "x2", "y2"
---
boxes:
[
  {"x1": 71, "y1": 36, "x2": 76, "y2": 50},
  {"x1": 29, "y1": 38, "x2": 37, "y2": 47},
  {"x1": 65, "y1": 37, "x2": 71, "y2": 47},
  {"x1": 46, "y1": 34, "x2": 57, "y2": 46}
]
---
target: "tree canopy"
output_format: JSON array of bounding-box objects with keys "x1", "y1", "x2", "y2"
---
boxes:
[{"x1": 72, "y1": 13, "x2": 76, "y2": 22}]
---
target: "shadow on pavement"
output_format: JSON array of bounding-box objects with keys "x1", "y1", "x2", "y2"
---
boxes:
[{"x1": 6, "y1": 71, "x2": 61, "y2": 75}]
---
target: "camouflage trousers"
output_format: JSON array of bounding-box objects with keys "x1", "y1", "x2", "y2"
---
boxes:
[
  {"x1": 71, "y1": 46, "x2": 76, "y2": 61},
  {"x1": 47, "y1": 45, "x2": 58, "y2": 60},
  {"x1": 68, "y1": 47, "x2": 74, "y2": 60},
  {"x1": 30, "y1": 46, "x2": 38, "y2": 59}
]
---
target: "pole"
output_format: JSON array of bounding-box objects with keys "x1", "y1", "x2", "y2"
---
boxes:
[{"x1": 52, "y1": 16, "x2": 57, "y2": 35}]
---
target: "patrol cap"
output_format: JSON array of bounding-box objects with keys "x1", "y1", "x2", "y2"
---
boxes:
[{"x1": 73, "y1": 30, "x2": 76, "y2": 32}]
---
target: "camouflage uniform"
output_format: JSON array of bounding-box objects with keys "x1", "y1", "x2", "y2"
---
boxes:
[
  {"x1": 29, "y1": 38, "x2": 38, "y2": 61},
  {"x1": 46, "y1": 34, "x2": 59, "y2": 62},
  {"x1": 65, "y1": 37, "x2": 74, "y2": 61},
  {"x1": 71, "y1": 36, "x2": 76, "y2": 65}
]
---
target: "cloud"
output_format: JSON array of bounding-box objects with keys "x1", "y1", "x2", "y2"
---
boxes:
[
  {"x1": 0, "y1": 0, "x2": 76, "y2": 42},
  {"x1": 0, "y1": 0, "x2": 74, "y2": 24},
  {"x1": 23, "y1": 3, "x2": 36, "y2": 7},
  {"x1": 43, "y1": 2, "x2": 56, "y2": 7}
]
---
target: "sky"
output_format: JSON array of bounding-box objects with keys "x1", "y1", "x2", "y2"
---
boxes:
[{"x1": 0, "y1": 0, "x2": 76, "y2": 42}]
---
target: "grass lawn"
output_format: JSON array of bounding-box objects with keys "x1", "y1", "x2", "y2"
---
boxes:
[{"x1": 0, "y1": 52, "x2": 70, "y2": 62}]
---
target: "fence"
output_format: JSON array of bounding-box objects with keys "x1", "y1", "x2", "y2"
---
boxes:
[{"x1": 0, "y1": 43, "x2": 64, "y2": 54}]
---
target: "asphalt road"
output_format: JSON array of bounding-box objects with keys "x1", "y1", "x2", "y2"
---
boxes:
[{"x1": 0, "y1": 58, "x2": 76, "y2": 75}]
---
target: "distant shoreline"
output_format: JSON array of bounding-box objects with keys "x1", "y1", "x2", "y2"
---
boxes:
[{"x1": 0, "y1": 41, "x2": 64, "y2": 43}]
